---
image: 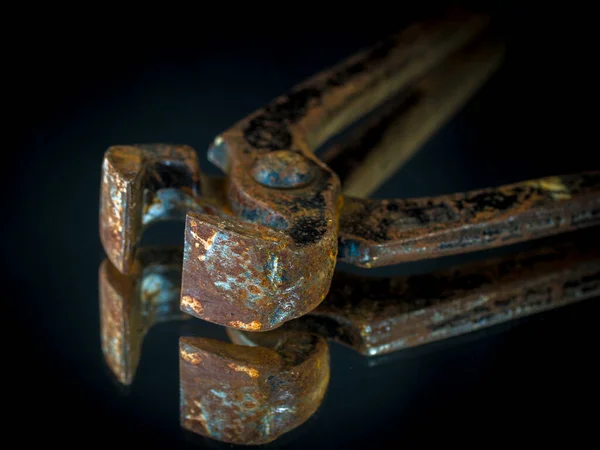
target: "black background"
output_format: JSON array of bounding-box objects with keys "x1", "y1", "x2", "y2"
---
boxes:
[{"x1": 7, "y1": 1, "x2": 600, "y2": 448}]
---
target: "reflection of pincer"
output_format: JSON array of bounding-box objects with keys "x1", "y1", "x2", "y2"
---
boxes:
[
  {"x1": 99, "y1": 247, "x2": 330, "y2": 445},
  {"x1": 99, "y1": 232, "x2": 600, "y2": 445},
  {"x1": 230, "y1": 232, "x2": 600, "y2": 357},
  {"x1": 99, "y1": 247, "x2": 188, "y2": 385},
  {"x1": 179, "y1": 332, "x2": 329, "y2": 445}
]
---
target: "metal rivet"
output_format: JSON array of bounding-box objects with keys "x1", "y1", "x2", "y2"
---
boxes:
[{"x1": 252, "y1": 151, "x2": 314, "y2": 188}]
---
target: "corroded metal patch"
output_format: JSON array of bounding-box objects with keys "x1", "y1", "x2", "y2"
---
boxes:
[
  {"x1": 181, "y1": 212, "x2": 335, "y2": 331},
  {"x1": 233, "y1": 232, "x2": 600, "y2": 356},
  {"x1": 99, "y1": 247, "x2": 187, "y2": 385},
  {"x1": 339, "y1": 172, "x2": 600, "y2": 267},
  {"x1": 179, "y1": 333, "x2": 329, "y2": 445},
  {"x1": 99, "y1": 144, "x2": 204, "y2": 274}
]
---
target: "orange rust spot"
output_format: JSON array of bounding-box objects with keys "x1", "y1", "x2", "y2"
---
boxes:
[
  {"x1": 205, "y1": 233, "x2": 216, "y2": 248},
  {"x1": 181, "y1": 349, "x2": 202, "y2": 365},
  {"x1": 190, "y1": 220, "x2": 197, "y2": 227},
  {"x1": 243, "y1": 401, "x2": 257, "y2": 409},
  {"x1": 182, "y1": 295, "x2": 204, "y2": 316},
  {"x1": 186, "y1": 400, "x2": 209, "y2": 431},
  {"x1": 230, "y1": 320, "x2": 262, "y2": 331},
  {"x1": 328, "y1": 246, "x2": 337, "y2": 260},
  {"x1": 227, "y1": 363, "x2": 259, "y2": 378},
  {"x1": 248, "y1": 285, "x2": 262, "y2": 295}
]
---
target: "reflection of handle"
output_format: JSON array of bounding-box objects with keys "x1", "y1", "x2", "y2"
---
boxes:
[
  {"x1": 318, "y1": 231, "x2": 600, "y2": 355},
  {"x1": 339, "y1": 172, "x2": 600, "y2": 267}
]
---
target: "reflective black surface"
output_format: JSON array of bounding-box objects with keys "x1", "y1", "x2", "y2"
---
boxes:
[{"x1": 10, "y1": 3, "x2": 600, "y2": 448}]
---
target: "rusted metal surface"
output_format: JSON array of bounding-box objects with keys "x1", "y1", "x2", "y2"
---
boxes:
[
  {"x1": 99, "y1": 144, "x2": 222, "y2": 274},
  {"x1": 181, "y1": 212, "x2": 335, "y2": 331},
  {"x1": 99, "y1": 235, "x2": 599, "y2": 445},
  {"x1": 179, "y1": 332, "x2": 329, "y2": 445},
  {"x1": 94, "y1": 10, "x2": 600, "y2": 447},
  {"x1": 104, "y1": 231, "x2": 600, "y2": 365},
  {"x1": 99, "y1": 247, "x2": 187, "y2": 385},
  {"x1": 179, "y1": 170, "x2": 600, "y2": 330},
  {"x1": 339, "y1": 172, "x2": 600, "y2": 267},
  {"x1": 98, "y1": 10, "x2": 600, "y2": 333},
  {"x1": 99, "y1": 249, "x2": 329, "y2": 444},
  {"x1": 180, "y1": 11, "x2": 494, "y2": 331},
  {"x1": 321, "y1": 36, "x2": 504, "y2": 197},
  {"x1": 232, "y1": 232, "x2": 600, "y2": 355}
]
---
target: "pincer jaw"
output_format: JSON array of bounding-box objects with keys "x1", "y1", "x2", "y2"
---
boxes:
[
  {"x1": 180, "y1": 211, "x2": 337, "y2": 331},
  {"x1": 99, "y1": 143, "x2": 202, "y2": 274}
]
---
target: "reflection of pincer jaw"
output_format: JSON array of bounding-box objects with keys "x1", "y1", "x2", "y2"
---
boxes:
[
  {"x1": 99, "y1": 247, "x2": 188, "y2": 385},
  {"x1": 179, "y1": 331, "x2": 329, "y2": 445}
]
